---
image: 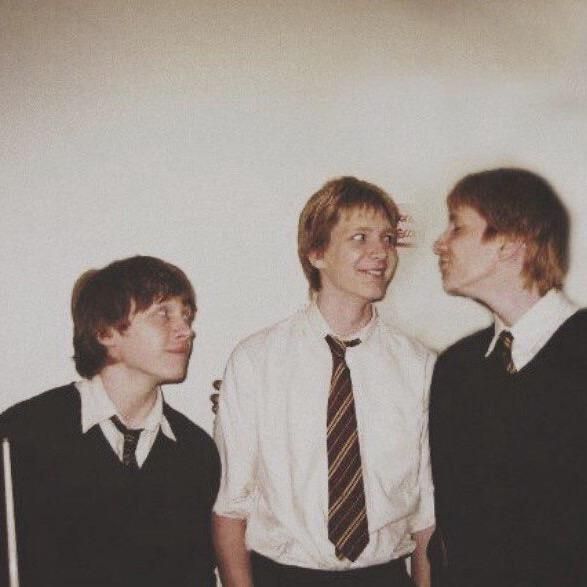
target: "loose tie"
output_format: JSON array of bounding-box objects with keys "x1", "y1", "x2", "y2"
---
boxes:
[
  {"x1": 325, "y1": 334, "x2": 369, "y2": 562},
  {"x1": 110, "y1": 415, "x2": 143, "y2": 470}
]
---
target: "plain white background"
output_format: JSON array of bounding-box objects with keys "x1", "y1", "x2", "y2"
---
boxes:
[{"x1": 2, "y1": 1, "x2": 586, "y2": 433}]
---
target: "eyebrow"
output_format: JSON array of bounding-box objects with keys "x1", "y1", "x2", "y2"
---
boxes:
[
  {"x1": 154, "y1": 299, "x2": 195, "y2": 311},
  {"x1": 349, "y1": 225, "x2": 394, "y2": 232}
]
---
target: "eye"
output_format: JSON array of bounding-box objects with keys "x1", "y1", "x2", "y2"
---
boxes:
[
  {"x1": 382, "y1": 233, "x2": 396, "y2": 245},
  {"x1": 156, "y1": 306, "x2": 170, "y2": 319},
  {"x1": 351, "y1": 233, "x2": 366, "y2": 242}
]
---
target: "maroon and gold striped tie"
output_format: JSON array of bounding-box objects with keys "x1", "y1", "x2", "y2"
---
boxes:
[
  {"x1": 325, "y1": 334, "x2": 369, "y2": 562},
  {"x1": 492, "y1": 330, "x2": 517, "y2": 375}
]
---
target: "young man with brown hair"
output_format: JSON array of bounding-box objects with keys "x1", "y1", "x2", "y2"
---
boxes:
[
  {"x1": 213, "y1": 177, "x2": 435, "y2": 586},
  {"x1": 430, "y1": 168, "x2": 586, "y2": 586},
  {"x1": 0, "y1": 255, "x2": 220, "y2": 586}
]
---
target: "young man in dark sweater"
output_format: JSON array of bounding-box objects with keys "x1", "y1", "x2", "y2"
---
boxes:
[
  {"x1": 0, "y1": 255, "x2": 220, "y2": 586},
  {"x1": 429, "y1": 168, "x2": 587, "y2": 587}
]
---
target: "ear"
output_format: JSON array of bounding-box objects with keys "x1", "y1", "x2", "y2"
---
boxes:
[
  {"x1": 308, "y1": 249, "x2": 326, "y2": 270},
  {"x1": 498, "y1": 239, "x2": 525, "y2": 262},
  {"x1": 96, "y1": 327, "x2": 119, "y2": 349}
]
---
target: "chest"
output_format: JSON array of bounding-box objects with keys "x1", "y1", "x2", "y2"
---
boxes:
[
  {"x1": 446, "y1": 356, "x2": 587, "y2": 478},
  {"x1": 254, "y1": 342, "x2": 426, "y2": 472},
  {"x1": 12, "y1": 429, "x2": 208, "y2": 533}
]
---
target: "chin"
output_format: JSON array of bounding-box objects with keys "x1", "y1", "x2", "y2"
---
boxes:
[
  {"x1": 370, "y1": 283, "x2": 390, "y2": 301},
  {"x1": 162, "y1": 368, "x2": 189, "y2": 384},
  {"x1": 440, "y1": 274, "x2": 457, "y2": 293},
  {"x1": 442, "y1": 282, "x2": 459, "y2": 295},
  {"x1": 443, "y1": 282, "x2": 472, "y2": 299}
]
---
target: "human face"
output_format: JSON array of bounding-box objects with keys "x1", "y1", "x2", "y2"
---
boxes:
[
  {"x1": 433, "y1": 205, "x2": 502, "y2": 298},
  {"x1": 107, "y1": 296, "x2": 195, "y2": 388},
  {"x1": 311, "y1": 207, "x2": 398, "y2": 307}
]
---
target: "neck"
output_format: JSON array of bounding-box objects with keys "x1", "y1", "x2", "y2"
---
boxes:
[
  {"x1": 479, "y1": 281, "x2": 542, "y2": 327},
  {"x1": 315, "y1": 291, "x2": 373, "y2": 338},
  {"x1": 99, "y1": 366, "x2": 159, "y2": 428}
]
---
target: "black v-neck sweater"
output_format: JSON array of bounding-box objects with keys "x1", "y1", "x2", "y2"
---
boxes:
[
  {"x1": 430, "y1": 309, "x2": 587, "y2": 586},
  {"x1": 1, "y1": 384, "x2": 220, "y2": 587}
]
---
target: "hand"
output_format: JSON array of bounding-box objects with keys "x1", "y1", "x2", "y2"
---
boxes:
[{"x1": 210, "y1": 379, "x2": 222, "y2": 414}]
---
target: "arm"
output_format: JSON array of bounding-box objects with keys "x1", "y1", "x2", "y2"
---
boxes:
[
  {"x1": 212, "y1": 348, "x2": 258, "y2": 586},
  {"x1": 212, "y1": 514, "x2": 253, "y2": 587},
  {"x1": 410, "y1": 524, "x2": 434, "y2": 587},
  {"x1": 410, "y1": 352, "x2": 436, "y2": 587}
]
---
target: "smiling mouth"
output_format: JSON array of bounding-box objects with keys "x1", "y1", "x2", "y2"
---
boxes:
[{"x1": 360, "y1": 268, "x2": 386, "y2": 278}]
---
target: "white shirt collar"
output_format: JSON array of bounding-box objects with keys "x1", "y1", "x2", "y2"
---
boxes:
[
  {"x1": 485, "y1": 289, "x2": 578, "y2": 370},
  {"x1": 306, "y1": 301, "x2": 378, "y2": 344},
  {"x1": 77, "y1": 375, "x2": 176, "y2": 441}
]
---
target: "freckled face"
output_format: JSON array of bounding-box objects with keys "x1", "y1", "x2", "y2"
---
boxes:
[
  {"x1": 109, "y1": 296, "x2": 195, "y2": 387},
  {"x1": 433, "y1": 205, "x2": 502, "y2": 298},
  {"x1": 311, "y1": 207, "x2": 398, "y2": 307}
]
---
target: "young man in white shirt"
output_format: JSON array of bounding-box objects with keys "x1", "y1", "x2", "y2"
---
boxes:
[
  {"x1": 213, "y1": 176, "x2": 435, "y2": 586},
  {"x1": 430, "y1": 168, "x2": 586, "y2": 587},
  {"x1": 0, "y1": 255, "x2": 220, "y2": 586}
]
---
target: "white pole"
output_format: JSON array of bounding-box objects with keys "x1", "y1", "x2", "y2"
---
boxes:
[{"x1": 3, "y1": 438, "x2": 20, "y2": 587}]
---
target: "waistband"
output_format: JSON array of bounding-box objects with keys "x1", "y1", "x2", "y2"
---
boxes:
[{"x1": 251, "y1": 550, "x2": 410, "y2": 584}]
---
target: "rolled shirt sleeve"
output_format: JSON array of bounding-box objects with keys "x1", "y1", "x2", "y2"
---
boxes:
[
  {"x1": 409, "y1": 350, "x2": 436, "y2": 533},
  {"x1": 213, "y1": 344, "x2": 259, "y2": 519}
]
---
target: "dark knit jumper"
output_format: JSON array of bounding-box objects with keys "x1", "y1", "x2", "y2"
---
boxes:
[
  {"x1": 0, "y1": 384, "x2": 220, "y2": 587},
  {"x1": 429, "y1": 309, "x2": 587, "y2": 587}
]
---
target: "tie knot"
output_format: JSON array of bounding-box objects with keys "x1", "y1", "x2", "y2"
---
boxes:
[
  {"x1": 111, "y1": 416, "x2": 144, "y2": 469},
  {"x1": 110, "y1": 415, "x2": 143, "y2": 443},
  {"x1": 498, "y1": 330, "x2": 514, "y2": 349},
  {"x1": 325, "y1": 335, "x2": 360, "y2": 358},
  {"x1": 491, "y1": 330, "x2": 516, "y2": 374}
]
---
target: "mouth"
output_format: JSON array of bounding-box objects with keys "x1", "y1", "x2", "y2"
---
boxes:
[
  {"x1": 167, "y1": 346, "x2": 191, "y2": 355},
  {"x1": 438, "y1": 257, "x2": 450, "y2": 272},
  {"x1": 359, "y1": 268, "x2": 386, "y2": 278}
]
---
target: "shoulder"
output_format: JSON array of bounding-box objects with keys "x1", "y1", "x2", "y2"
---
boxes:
[
  {"x1": 1, "y1": 383, "x2": 80, "y2": 438},
  {"x1": 228, "y1": 308, "x2": 305, "y2": 362},
  {"x1": 163, "y1": 404, "x2": 220, "y2": 496},
  {"x1": 558, "y1": 308, "x2": 587, "y2": 340},
  {"x1": 437, "y1": 326, "x2": 493, "y2": 368},
  {"x1": 429, "y1": 328, "x2": 492, "y2": 416},
  {"x1": 439, "y1": 325, "x2": 494, "y2": 359},
  {"x1": 571, "y1": 308, "x2": 587, "y2": 322},
  {"x1": 375, "y1": 316, "x2": 436, "y2": 364},
  {"x1": 546, "y1": 308, "x2": 587, "y2": 362},
  {"x1": 164, "y1": 403, "x2": 218, "y2": 458}
]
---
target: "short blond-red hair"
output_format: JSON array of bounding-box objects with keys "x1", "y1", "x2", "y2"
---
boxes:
[
  {"x1": 298, "y1": 176, "x2": 400, "y2": 292},
  {"x1": 447, "y1": 168, "x2": 569, "y2": 295}
]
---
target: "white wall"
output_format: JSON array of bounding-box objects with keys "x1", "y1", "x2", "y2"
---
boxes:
[{"x1": 2, "y1": 1, "x2": 586, "y2": 433}]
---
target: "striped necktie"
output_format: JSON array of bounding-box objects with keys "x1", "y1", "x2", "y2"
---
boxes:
[
  {"x1": 491, "y1": 330, "x2": 517, "y2": 375},
  {"x1": 111, "y1": 415, "x2": 143, "y2": 470},
  {"x1": 325, "y1": 334, "x2": 369, "y2": 562}
]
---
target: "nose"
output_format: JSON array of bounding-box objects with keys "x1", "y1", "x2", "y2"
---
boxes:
[
  {"x1": 173, "y1": 317, "x2": 193, "y2": 340},
  {"x1": 369, "y1": 240, "x2": 387, "y2": 259},
  {"x1": 433, "y1": 231, "x2": 447, "y2": 256}
]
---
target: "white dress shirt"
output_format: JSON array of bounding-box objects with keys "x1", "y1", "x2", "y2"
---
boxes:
[
  {"x1": 485, "y1": 289, "x2": 578, "y2": 371},
  {"x1": 214, "y1": 303, "x2": 436, "y2": 570},
  {"x1": 76, "y1": 375, "x2": 176, "y2": 467}
]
